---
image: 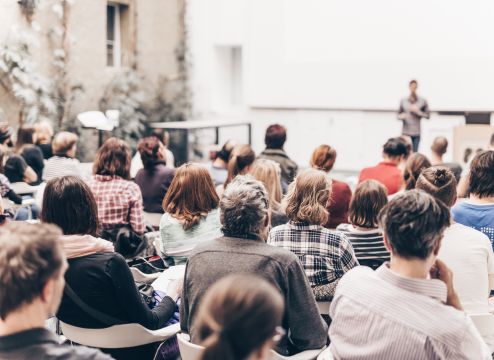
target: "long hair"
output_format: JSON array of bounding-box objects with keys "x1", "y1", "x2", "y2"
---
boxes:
[
  {"x1": 93, "y1": 137, "x2": 131, "y2": 179},
  {"x1": 284, "y1": 168, "x2": 331, "y2": 225},
  {"x1": 403, "y1": 153, "x2": 431, "y2": 190},
  {"x1": 195, "y1": 274, "x2": 284, "y2": 360},
  {"x1": 15, "y1": 126, "x2": 35, "y2": 152},
  {"x1": 310, "y1": 144, "x2": 337, "y2": 173},
  {"x1": 349, "y1": 180, "x2": 388, "y2": 228},
  {"x1": 224, "y1": 144, "x2": 256, "y2": 189},
  {"x1": 137, "y1": 136, "x2": 165, "y2": 170},
  {"x1": 250, "y1": 159, "x2": 282, "y2": 211},
  {"x1": 162, "y1": 163, "x2": 219, "y2": 230}
]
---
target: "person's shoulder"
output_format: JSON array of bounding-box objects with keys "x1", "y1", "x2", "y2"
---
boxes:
[
  {"x1": 63, "y1": 343, "x2": 114, "y2": 359},
  {"x1": 337, "y1": 266, "x2": 374, "y2": 289},
  {"x1": 336, "y1": 223, "x2": 351, "y2": 232},
  {"x1": 449, "y1": 223, "x2": 491, "y2": 244}
]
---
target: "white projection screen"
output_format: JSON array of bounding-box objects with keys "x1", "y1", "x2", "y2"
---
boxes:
[{"x1": 245, "y1": 0, "x2": 494, "y2": 111}]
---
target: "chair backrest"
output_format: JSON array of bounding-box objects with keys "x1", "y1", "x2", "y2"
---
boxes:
[
  {"x1": 177, "y1": 333, "x2": 204, "y2": 360},
  {"x1": 316, "y1": 302, "x2": 331, "y2": 315},
  {"x1": 469, "y1": 313, "x2": 494, "y2": 337},
  {"x1": 143, "y1": 212, "x2": 162, "y2": 229},
  {"x1": 60, "y1": 321, "x2": 180, "y2": 349},
  {"x1": 316, "y1": 346, "x2": 335, "y2": 360}
]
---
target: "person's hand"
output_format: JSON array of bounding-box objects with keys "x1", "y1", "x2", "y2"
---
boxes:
[
  {"x1": 398, "y1": 113, "x2": 407, "y2": 120},
  {"x1": 409, "y1": 104, "x2": 420, "y2": 113},
  {"x1": 430, "y1": 259, "x2": 463, "y2": 311},
  {"x1": 166, "y1": 278, "x2": 183, "y2": 302}
]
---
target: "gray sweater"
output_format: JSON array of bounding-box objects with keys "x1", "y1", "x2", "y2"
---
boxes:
[{"x1": 180, "y1": 236, "x2": 328, "y2": 355}]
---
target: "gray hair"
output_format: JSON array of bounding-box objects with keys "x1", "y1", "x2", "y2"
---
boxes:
[{"x1": 220, "y1": 175, "x2": 269, "y2": 238}]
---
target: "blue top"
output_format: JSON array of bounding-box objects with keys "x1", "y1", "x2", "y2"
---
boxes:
[{"x1": 452, "y1": 201, "x2": 494, "y2": 247}]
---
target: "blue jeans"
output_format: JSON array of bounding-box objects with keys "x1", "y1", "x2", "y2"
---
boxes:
[{"x1": 410, "y1": 135, "x2": 420, "y2": 152}]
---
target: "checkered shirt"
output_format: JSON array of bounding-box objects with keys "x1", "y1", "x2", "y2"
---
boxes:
[
  {"x1": 88, "y1": 175, "x2": 145, "y2": 234},
  {"x1": 268, "y1": 221, "x2": 359, "y2": 287}
]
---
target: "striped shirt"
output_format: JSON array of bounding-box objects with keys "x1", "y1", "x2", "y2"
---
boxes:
[
  {"x1": 329, "y1": 265, "x2": 491, "y2": 360},
  {"x1": 336, "y1": 223, "x2": 390, "y2": 270},
  {"x1": 43, "y1": 156, "x2": 83, "y2": 181}
]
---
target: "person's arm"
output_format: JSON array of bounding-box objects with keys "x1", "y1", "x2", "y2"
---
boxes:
[
  {"x1": 397, "y1": 100, "x2": 407, "y2": 120},
  {"x1": 180, "y1": 263, "x2": 190, "y2": 333},
  {"x1": 108, "y1": 254, "x2": 176, "y2": 329},
  {"x1": 417, "y1": 99, "x2": 430, "y2": 119},
  {"x1": 129, "y1": 185, "x2": 146, "y2": 234},
  {"x1": 285, "y1": 259, "x2": 327, "y2": 352},
  {"x1": 6, "y1": 189, "x2": 22, "y2": 204},
  {"x1": 430, "y1": 259, "x2": 462, "y2": 310},
  {"x1": 23, "y1": 165, "x2": 37, "y2": 184}
]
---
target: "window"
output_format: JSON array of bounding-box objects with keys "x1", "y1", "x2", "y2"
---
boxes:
[{"x1": 106, "y1": 4, "x2": 121, "y2": 67}]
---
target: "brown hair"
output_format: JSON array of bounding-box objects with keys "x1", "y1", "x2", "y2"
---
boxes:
[
  {"x1": 195, "y1": 274, "x2": 284, "y2": 360},
  {"x1": 15, "y1": 125, "x2": 35, "y2": 152},
  {"x1": 468, "y1": 150, "x2": 494, "y2": 198},
  {"x1": 416, "y1": 167, "x2": 457, "y2": 207},
  {"x1": 162, "y1": 163, "x2": 219, "y2": 230},
  {"x1": 0, "y1": 222, "x2": 64, "y2": 320},
  {"x1": 93, "y1": 137, "x2": 131, "y2": 179},
  {"x1": 310, "y1": 144, "x2": 337, "y2": 172},
  {"x1": 431, "y1": 136, "x2": 448, "y2": 156},
  {"x1": 403, "y1": 153, "x2": 431, "y2": 190},
  {"x1": 250, "y1": 159, "x2": 282, "y2": 211},
  {"x1": 349, "y1": 180, "x2": 388, "y2": 228},
  {"x1": 224, "y1": 144, "x2": 256, "y2": 189},
  {"x1": 52, "y1": 131, "x2": 78, "y2": 156},
  {"x1": 41, "y1": 176, "x2": 99, "y2": 237},
  {"x1": 137, "y1": 136, "x2": 165, "y2": 170},
  {"x1": 264, "y1": 124, "x2": 287, "y2": 149},
  {"x1": 284, "y1": 169, "x2": 331, "y2": 225}
]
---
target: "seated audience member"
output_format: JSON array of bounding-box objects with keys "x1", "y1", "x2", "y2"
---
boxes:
[
  {"x1": 34, "y1": 121, "x2": 54, "y2": 159},
  {"x1": 337, "y1": 180, "x2": 390, "y2": 270},
  {"x1": 251, "y1": 159, "x2": 288, "y2": 227},
  {"x1": 41, "y1": 176, "x2": 180, "y2": 360},
  {"x1": 43, "y1": 132, "x2": 83, "y2": 181},
  {"x1": 134, "y1": 136, "x2": 175, "y2": 213},
  {"x1": 14, "y1": 125, "x2": 44, "y2": 185},
  {"x1": 160, "y1": 163, "x2": 221, "y2": 264},
  {"x1": 208, "y1": 139, "x2": 237, "y2": 187},
  {"x1": 89, "y1": 137, "x2": 145, "y2": 235},
  {"x1": 194, "y1": 274, "x2": 284, "y2": 360},
  {"x1": 452, "y1": 150, "x2": 494, "y2": 245},
  {"x1": 358, "y1": 137, "x2": 408, "y2": 195},
  {"x1": 0, "y1": 125, "x2": 37, "y2": 185},
  {"x1": 217, "y1": 144, "x2": 255, "y2": 196},
  {"x1": 0, "y1": 222, "x2": 112, "y2": 360},
  {"x1": 416, "y1": 167, "x2": 494, "y2": 350},
  {"x1": 403, "y1": 152, "x2": 431, "y2": 190},
  {"x1": 329, "y1": 190, "x2": 490, "y2": 359},
  {"x1": 310, "y1": 144, "x2": 352, "y2": 228},
  {"x1": 268, "y1": 169, "x2": 358, "y2": 301},
  {"x1": 258, "y1": 124, "x2": 298, "y2": 191},
  {"x1": 430, "y1": 136, "x2": 462, "y2": 182},
  {"x1": 130, "y1": 131, "x2": 175, "y2": 178},
  {"x1": 181, "y1": 175, "x2": 327, "y2": 356}
]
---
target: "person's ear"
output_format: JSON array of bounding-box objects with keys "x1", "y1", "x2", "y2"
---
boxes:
[
  {"x1": 383, "y1": 234, "x2": 392, "y2": 253},
  {"x1": 433, "y1": 235, "x2": 443, "y2": 256},
  {"x1": 40, "y1": 278, "x2": 55, "y2": 305}
]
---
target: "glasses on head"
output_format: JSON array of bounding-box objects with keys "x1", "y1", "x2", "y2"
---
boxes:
[{"x1": 272, "y1": 326, "x2": 286, "y2": 343}]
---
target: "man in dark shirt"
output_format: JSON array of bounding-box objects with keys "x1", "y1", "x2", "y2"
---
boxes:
[{"x1": 0, "y1": 222, "x2": 112, "y2": 360}]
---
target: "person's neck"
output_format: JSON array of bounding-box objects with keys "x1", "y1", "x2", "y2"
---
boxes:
[
  {"x1": 430, "y1": 153, "x2": 443, "y2": 165},
  {"x1": 469, "y1": 194, "x2": 494, "y2": 204},
  {"x1": 389, "y1": 256, "x2": 431, "y2": 279},
  {"x1": 0, "y1": 305, "x2": 47, "y2": 337},
  {"x1": 382, "y1": 156, "x2": 400, "y2": 166}
]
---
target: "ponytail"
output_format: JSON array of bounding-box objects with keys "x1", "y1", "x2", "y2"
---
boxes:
[
  {"x1": 223, "y1": 145, "x2": 256, "y2": 189},
  {"x1": 224, "y1": 154, "x2": 240, "y2": 189}
]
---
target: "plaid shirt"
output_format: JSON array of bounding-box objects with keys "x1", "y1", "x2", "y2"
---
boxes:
[
  {"x1": 268, "y1": 221, "x2": 358, "y2": 287},
  {"x1": 88, "y1": 175, "x2": 145, "y2": 234}
]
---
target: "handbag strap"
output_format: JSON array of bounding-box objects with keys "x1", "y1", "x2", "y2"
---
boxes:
[{"x1": 63, "y1": 284, "x2": 125, "y2": 327}]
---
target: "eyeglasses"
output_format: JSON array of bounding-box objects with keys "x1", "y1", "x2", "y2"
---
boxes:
[{"x1": 272, "y1": 326, "x2": 286, "y2": 343}]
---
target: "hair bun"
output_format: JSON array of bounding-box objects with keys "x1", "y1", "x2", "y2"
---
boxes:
[{"x1": 434, "y1": 168, "x2": 447, "y2": 184}]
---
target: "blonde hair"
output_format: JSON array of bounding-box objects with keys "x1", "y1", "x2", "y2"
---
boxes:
[
  {"x1": 224, "y1": 144, "x2": 256, "y2": 189},
  {"x1": 284, "y1": 169, "x2": 331, "y2": 225},
  {"x1": 52, "y1": 132, "x2": 78, "y2": 156},
  {"x1": 250, "y1": 159, "x2": 282, "y2": 211},
  {"x1": 34, "y1": 121, "x2": 54, "y2": 144}
]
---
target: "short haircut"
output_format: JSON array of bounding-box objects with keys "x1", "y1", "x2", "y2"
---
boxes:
[
  {"x1": 52, "y1": 131, "x2": 78, "y2": 155},
  {"x1": 383, "y1": 137, "x2": 408, "y2": 158},
  {"x1": 416, "y1": 167, "x2": 457, "y2": 207},
  {"x1": 41, "y1": 176, "x2": 99, "y2": 236},
  {"x1": 379, "y1": 190, "x2": 450, "y2": 260},
  {"x1": 264, "y1": 124, "x2": 287, "y2": 149},
  {"x1": 409, "y1": 79, "x2": 418, "y2": 86},
  {"x1": 162, "y1": 163, "x2": 219, "y2": 230},
  {"x1": 310, "y1": 144, "x2": 337, "y2": 172},
  {"x1": 349, "y1": 180, "x2": 388, "y2": 228},
  {"x1": 468, "y1": 150, "x2": 494, "y2": 198},
  {"x1": 220, "y1": 175, "x2": 269, "y2": 238},
  {"x1": 403, "y1": 153, "x2": 431, "y2": 190},
  {"x1": 431, "y1": 136, "x2": 448, "y2": 156},
  {"x1": 137, "y1": 136, "x2": 164, "y2": 169},
  {"x1": 0, "y1": 222, "x2": 64, "y2": 320},
  {"x1": 284, "y1": 168, "x2": 331, "y2": 225},
  {"x1": 93, "y1": 137, "x2": 131, "y2": 179}
]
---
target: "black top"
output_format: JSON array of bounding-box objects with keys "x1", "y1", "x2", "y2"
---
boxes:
[
  {"x1": 134, "y1": 163, "x2": 175, "y2": 213},
  {"x1": 57, "y1": 252, "x2": 175, "y2": 329},
  {"x1": 21, "y1": 146, "x2": 44, "y2": 185},
  {"x1": 37, "y1": 143, "x2": 53, "y2": 159},
  {"x1": 4, "y1": 155, "x2": 27, "y2": 184},
  {"x1": 0, "y1": 328, "x2": 111, "y2": 360}
]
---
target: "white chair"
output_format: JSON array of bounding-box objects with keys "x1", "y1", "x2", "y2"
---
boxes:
[
  {"x1": 469, "y1": 313, "x2": 494, "y2": 337},
  {"x1": 177, "y1": 333, "x2": 324, "y2": 360},
  {"x1": 144, "y1": 212, "x2": 162, "y2": 228},
  {"x1": 317, "y1": 302, "x2": 331, "y2": 315},
  {"x1": 59, "y1": 321, "x2": 180, "y2": 349},
  {"x1": 10, "y1": 182, "x2": 39, "y2": 196},
  {"x1": 316, "y1": 347, "x2": 335, "y2": 360},
  {"x1": 130, "y1": 266, "x2": 161, "y2": 284}
]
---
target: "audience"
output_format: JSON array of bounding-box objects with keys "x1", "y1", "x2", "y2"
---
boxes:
[
  {"x1": 34, "y1": 121, "x2": 54, "y2": 159},
  {"x1": 0, "y1": 222, "x2": 112, "y2": 359},
  {"x1": 135, "y1": 136, "x2": 175, "y2": 213},
  {"x1": 41, "y1": 176, "x2": 180, "y2": 359},
  {"x1": 218, "y1": 144, "x2": 255, "y2": 196},
  {"x1": 268, "y1": 169, "x2": 358, "y2": 301},
  {"x1": 194, "y1": 274, "x2": 284, "y2": 360},
  {"x1": 258, "y1": 124, "x2": 298, "y2": 191},
  {"x1": 208, "y1": 139, "x2": 237, "y2": 187},
  {"x1": 329, "y1": 190, "x2": 490, "y2": 358},
  {"x1": 0, "y1": 125, "x2": 37, "y2": 185},
  {"x1": 430, "y1": 136, "x2": 462, "y2": 182},
  {"x1": 181, "y1": 175, "x2": 327, "y2": 356},
  {"x1": 131, "y1": 131, "x2": 175, "y2": 178},
  {"x1": 160, "y1": 163, "x2": 221, "y2": 264},
  {"x1": 337, "y1": 180, "x2": 390, "y2": 270},
  {"x1": 14, "y1": 125, "x2": 44, "y2": 185},
  {"x1": 43, "y1": 131, "x2": 83, "y2": 181},
  {"x1": 452, "y1": 150, "x2": 494, "y2": 245},
  {"x1": 89, "y1": 137, "x2": 145, "y2": 236},
  {"x1": 358, "y1": 137, "x2": 408, "y2": 195},
  {"x1": 403, "y1": 152, "x2": 431, "y2": 190},
  {"x1": 310, "y1": 144, "x2": 351, "y2": 228},
  {"x1": 416, "y1": 167, "x2": 494, "y2": 350},
  {"x1": 250, "y1": 159, "x2": 288, "y2": 227}
]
